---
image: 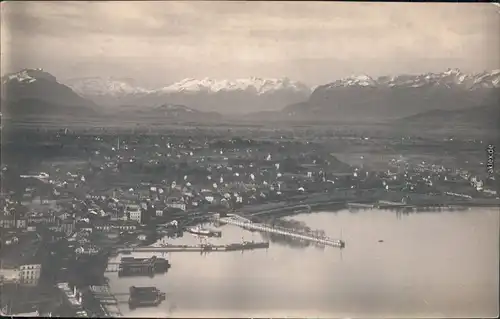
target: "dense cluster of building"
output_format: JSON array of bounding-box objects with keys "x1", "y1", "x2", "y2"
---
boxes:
[{"x1": 1, "y1": 128, "x2": 497, "y2": 316}]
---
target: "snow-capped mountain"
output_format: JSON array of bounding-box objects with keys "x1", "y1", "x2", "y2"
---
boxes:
[
  {"x1": 5, "y1": 67, "x2": 497, "y2": 123},
  {"x1": 322, "y1": 69, "x2": 500, "y2": 90},
  {"x1": 2, "y1": 68, "x2": 57, "y2": 85},
  {"x1": 65, "y1": 77, "x2": 154, "y2": 96},
  {"x1": 1, "y1": 68, "x2": 96, "y2": 118},
  {"x1": 277, "y1": 69, "x2": 500, "y2": 122},
  {"x1": 64, "y1": 77, "x2": 312, "y2": 114},
  {"x1": 158, "y1": 77, "x2": 310, "y2": 95}
]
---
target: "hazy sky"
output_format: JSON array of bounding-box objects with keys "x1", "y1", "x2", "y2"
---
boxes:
[{"x1": 1, "y1": 1, "x2": 499, "y2": 87}]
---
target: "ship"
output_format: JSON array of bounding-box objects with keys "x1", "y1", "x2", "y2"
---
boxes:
[
  {"x1": 187, "y1": 226, "x2": 222, "y2": 238},
  {"x1": 120, "y1": 256, "x2": 169, "y2": 264},
  {"x1": 118, "y1": 256, "x2": 170, "y2": 277},
  {"x1": 224, "y1": 241, "x2": 270, "y2": 251},
  {"x1": 128, "y1": 286, "x2": 166, "y2": 309}
]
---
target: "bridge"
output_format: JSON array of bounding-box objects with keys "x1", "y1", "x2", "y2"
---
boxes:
[{"x1": 213, "y1": 213, "x2": 345, "y2": 248}]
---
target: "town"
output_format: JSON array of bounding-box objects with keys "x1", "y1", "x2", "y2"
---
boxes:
[{"x1": 1, "y1": 125, "x2": 498, "y2": 316}]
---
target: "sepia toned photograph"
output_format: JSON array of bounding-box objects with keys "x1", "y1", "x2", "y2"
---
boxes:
[{"x1": 0, "y1": 1, "x2": 499, "y2": 318}]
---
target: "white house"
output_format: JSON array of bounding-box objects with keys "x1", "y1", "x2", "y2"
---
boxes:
[
  {"x1": 75, "y1": 246, "x2": 99, "y2": 255},
  {"x1": 19, "y1": 263, "x2": 42, "y2": 285},
  {"x1": 127, "y1": 204, "x2": 142, "y2": 223},
  {"x1": 205, "y1": 196, "x2": 214, "y2": 203},
  {"x1": 166, "y1": 202, "x2": 186, "y2": 211}
]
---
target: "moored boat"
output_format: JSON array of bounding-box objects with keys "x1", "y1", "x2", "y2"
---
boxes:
[{"x1": 187, "y1": 226, "x2": 222, "y2": 237}]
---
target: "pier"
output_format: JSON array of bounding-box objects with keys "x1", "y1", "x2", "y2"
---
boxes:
[
  {"x1": 105, "y1": 256, "x2": 171, "y2": 276},
  {"x1": 116, "y1": 241, "x2": 269, "y2": 254},
  {"x1": 214, "y1": 213, "x2": 345, "y2": 248}
]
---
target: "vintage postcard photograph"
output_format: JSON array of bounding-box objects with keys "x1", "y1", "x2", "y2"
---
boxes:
[{"x1": 0, "y1": 1, "x2": 499, "y2": 318}]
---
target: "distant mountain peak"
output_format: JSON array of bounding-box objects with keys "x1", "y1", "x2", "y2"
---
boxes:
[
  {"x1": 323, "y1": 69, "x2": 500, "y2": 90},
  {"x1": 65, "y1": 76, "x2": 153, "y2": 96},
  {"x1": 62, "y1": 75, "x2": 311, "y2": 113},
  {"x1": 158, "y1": 77, "x2": 311, "y2": 95},
  {"x1": 2, "y1": 68, "x2": 57, "y2": 85},
  {"x1": 276, "y1": 68, "x2": 500, "y2": 123},
  {"x1": 329, "y1": 74, "x2": 376, "y2": 87},
  {"x1": 443, "y1": 68, "x2": 462, "y2": 75},
  {"x1": 2, "y1": 68, "x2": 97, "y2": 115},
  {"x1": 65, "y1": 76, "x2": 311, "y2": 102}
]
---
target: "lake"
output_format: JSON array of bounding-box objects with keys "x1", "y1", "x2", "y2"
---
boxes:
[{"x1": 108, "y1": 208, "x2": 499, "y2": 318}]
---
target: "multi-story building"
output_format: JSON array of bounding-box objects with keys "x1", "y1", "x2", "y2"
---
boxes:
[
  {"x1": 60, "y1": 219, "x2": 76, "y2": 235},
  {"x1": 18, "y1": 263, "x2": 42, "y2": 285},
  {"x1": 0, "y1": 217, "x2": 15, "y2": 229},
  {"x1": 27, "y1": 213, "x2": 55, "y2": 225},
  {"x1": 94, "y1": 220, "x2": 138, "y2": 232},
  {"x1": 0, "y1": 217, "x2": 28, "y2": 230},
  {"x1": 126, "y1": 204, "x2": 142, "y2": 223},
  {"x1": 15, "y1": 219, "x2": 27, "y2": 229},
  {"x1": 166, "y1": 202, "x2": 186, "y2": 211}
]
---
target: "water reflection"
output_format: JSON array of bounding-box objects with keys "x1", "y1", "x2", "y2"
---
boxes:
[{"x1": 108, "y1": 208, "x2": 499, "y2": 318}]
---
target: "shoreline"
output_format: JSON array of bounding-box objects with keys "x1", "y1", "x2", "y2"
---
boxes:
[{"x1": 240, "y1": 199, "x2": 499, "y2": 220}]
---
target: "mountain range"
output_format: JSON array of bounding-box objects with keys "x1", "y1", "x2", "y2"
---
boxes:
[
  {"x1": 0, "y1": 69, "x2": 223, "y2": 121},
  {"x1": 64, "y1": 76, "x2": 312, "y2": 114},
  {"x1": 1, "y1": 68, "x2": 499, "y2": 126},
  {"x1": 277, "y1": 69, "x2": 499, "y2": 122}
]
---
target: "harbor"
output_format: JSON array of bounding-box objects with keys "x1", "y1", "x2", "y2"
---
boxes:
[
  {"x1": 103, "y1": 208, "x2": 498, "y2": 318},
  {"x1": 45, "y1": 207, "x2": 493, "y2": 318}
]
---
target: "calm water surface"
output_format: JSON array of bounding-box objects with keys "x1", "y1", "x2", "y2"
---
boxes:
[{"x1": 108, "y1": 208, "x2": 499, "y2": 318}]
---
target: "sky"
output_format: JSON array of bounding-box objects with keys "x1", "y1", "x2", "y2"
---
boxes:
[{"x1": 1, "y1": 1, "x2": 499, "y2": 87}]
